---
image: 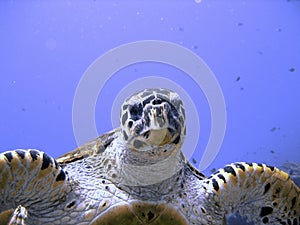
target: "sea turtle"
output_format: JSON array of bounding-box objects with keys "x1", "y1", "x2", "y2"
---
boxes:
[{"x1": 0, "y1": 88, "x2": 299, "y2": 225}]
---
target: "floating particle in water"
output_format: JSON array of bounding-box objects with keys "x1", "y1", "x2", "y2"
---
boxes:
[
  {"x1": 270, "y1": 127, "x2": 277, "y2": 132},
  {"x1": 192, "y1": 45, "x2": 198, "y2": 50},
  {"x1": 178, "y1": 27, "x2": 184, "y2": 31},
  {"x1": 195, "y1": 0, "x2": 202, "y2": 3},
  {"x1": 21, "y1": 107, "x2": 26, "y2": 112},
  {"x1": 237, "y1": 22, "x2": 244, "y2": 26},
  {"x1": 192, "y1": 158, "x2": 197, "y2": 164},
  {"x1": 270, "y1": 150, "x2": 275, "y2": 154},
  {"x1": 240, "y1": 87, "x2": 244, "y2": 91},
  {"x1": 257, "y1": 51, "x2": 263, "y2": 55},
  {"x1": 276, "y1": 28, "x2": 282, "y2": 32},
  {"x1": 289, "y1": 68, "x2": 295, "y2": 72},
  {"x1": 236, "y1": 76, "x2": 241, "y2": 82},
  {"x1": 45, "y1": 38, "x2": 57, "y2": 50}
]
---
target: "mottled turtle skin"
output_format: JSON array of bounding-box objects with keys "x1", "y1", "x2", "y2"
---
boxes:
[{"x1": 0, "y1": 88, "x2": 299, "y2": 225}]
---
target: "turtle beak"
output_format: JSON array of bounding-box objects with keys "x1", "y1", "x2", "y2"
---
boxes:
[
  {"x1": 141, "y1": 102, "x2": 181, "y2": 146},
  {"x1": 142, "y1": 128, "x2": 172, "y2": 146}
]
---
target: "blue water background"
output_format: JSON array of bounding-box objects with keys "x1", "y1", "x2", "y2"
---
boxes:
[{"x1": 0, "y1": 0, "x2": 299, "y2": 174}]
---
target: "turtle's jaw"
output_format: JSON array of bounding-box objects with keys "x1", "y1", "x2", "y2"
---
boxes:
[
  {"x1": 128, "y1": 128, "x2": 178, "y2": 151},
  {"x1": 141, "y1": 127, "x2": 180, "y2": 147},
  {"x1": 142, "y1": 129, "x2": 169, "y2": 146},
  {"x1": 129, "y1": 113, "x2": 182, "y2": 151}
]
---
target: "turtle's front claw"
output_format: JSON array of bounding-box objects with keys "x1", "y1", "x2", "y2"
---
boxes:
[{"x1": 8, "y1": 205, "x2": 27, "y2": 225}]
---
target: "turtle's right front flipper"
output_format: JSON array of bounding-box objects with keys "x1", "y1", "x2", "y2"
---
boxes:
[{"x1": 0, "y1": 149, "x2": 71, "y2": 224}]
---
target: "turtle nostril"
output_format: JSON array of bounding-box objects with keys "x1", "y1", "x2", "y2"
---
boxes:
[
  {"x1": 143, "y1": 131, "x2": 150, "y2": 139},
  {"x1": 167, "y1": 128, "x2": 173, "y2": 133}
]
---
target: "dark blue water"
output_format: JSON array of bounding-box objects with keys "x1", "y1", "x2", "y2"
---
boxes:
[{"x1": 1, "y1": 0, "x2": 299, "y2": 176}]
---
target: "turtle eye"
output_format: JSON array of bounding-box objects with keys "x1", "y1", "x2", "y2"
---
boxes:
[
  {"x1": 128, "y1": 120, "x2": 133, "y2": 129},
  {"x1": 129, "y1": 103, "x2": 143, "y2": 121}
]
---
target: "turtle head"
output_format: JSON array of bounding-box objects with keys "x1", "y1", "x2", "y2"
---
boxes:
[{"x1": 120, "y1": 88, "x2": 186, "y2": 151}]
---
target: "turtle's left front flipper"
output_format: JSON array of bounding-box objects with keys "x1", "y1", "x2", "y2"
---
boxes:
[
  {"x1": 0, "y1": 149, "x2": 71, "y2": 223},
  {"x1": 201, "y1": 162, "x2": 299, "y2": 225}
]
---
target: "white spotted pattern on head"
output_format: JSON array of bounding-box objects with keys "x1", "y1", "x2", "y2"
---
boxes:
[{"x1": 120, "y1": 88, "x2": 186, "y2": 151}]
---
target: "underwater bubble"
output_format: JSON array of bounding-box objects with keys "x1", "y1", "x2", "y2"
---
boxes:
[{"x1": 45, "y1": 38, "x2": 57, "y2": 50}]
